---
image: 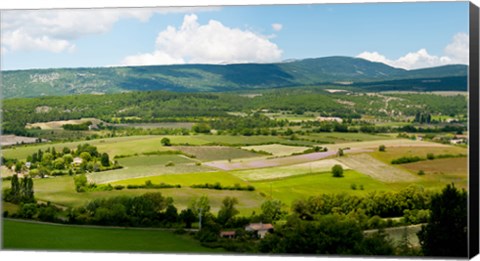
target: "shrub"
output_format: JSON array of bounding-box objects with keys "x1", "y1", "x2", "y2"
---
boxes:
[
  {"x1": 379, "y1": 145, "x2": 386, "y2": 152},
  {"x1": 165, "y1": 161, "x2": 175, "y2": 167},
  {"x1": 332, "y1": 164, "x2": 344, "y2": 178},
  {"x1": 418, "y1": 170, "x2": 425, "y2": 176},
  {"x1": 351, "y1": 184, "x2": 357, "y2": 190},
  {"x1": 114, "y1": 185, "x2": 125, "y2": 190},
  {"x1": 426, "y1": 153, "x2": 435, "y2": 160}
]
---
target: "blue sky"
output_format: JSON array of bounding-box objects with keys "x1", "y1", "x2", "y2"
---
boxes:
[{"x1": 1, "y1": 1, "x2": 469, "y2": 70}]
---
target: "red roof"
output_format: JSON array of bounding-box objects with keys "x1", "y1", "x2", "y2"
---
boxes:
[
  {"x1": 220, "y1": 231, "x2": 236, "y2": 236},
  {"x1": 245, "y1": 223, "x2": 274, "y2": 231}
]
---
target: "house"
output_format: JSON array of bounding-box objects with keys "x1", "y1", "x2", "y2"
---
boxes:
[
  {"x1": 245, "y1": 223, "x2": 274, "y2": 239},
  {"x1": 72, "y1": 157, "x2": 83, "y2": 165},
  {"x1": 220, "y1": 231, "x2": 236, "y2": 239}
]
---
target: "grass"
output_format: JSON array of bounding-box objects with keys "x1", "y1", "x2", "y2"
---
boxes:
[
  {"x1": 2, "y1": 201, "x2": 20, "y2": 214},
  {"x1": 252, "y1": 170, "x2": 392, "y2": 206},
  {"x1": 174, "y1": 146, "x2": 260, "y2": 161},
  {"x1": 111, "y1": 171, "x2": 249, "y2": 187},
  {"x1": 231, "y1": 159, "x2": 347, "y2": 181},
  {"x1": 2, "y1": 134, "x2": 312, "y2": 160},
  {"x1": 88, "y1": 154, "x2": 211, "y2": 184},
  {"x1": 112, "y1": 122, "x2": 195, "y2": 129},
  {"x1": 398, "y1": 157, "x2": 468, "y2": 190},
  {"x1": 300, "y1": 132, "x2": 395, "y2": 144},
  {"x1": 370, "y1": 145, "x2": 467, "y2": 164},
  {"x1": 241, "y1": 144, "x2": 310, "y2": 157},
  {"x1": 2, "y1": 219, "x2": 223, "y2": 253},
  {"x1": 22, "y1": 175, "x2": 262, "y2": 215}
]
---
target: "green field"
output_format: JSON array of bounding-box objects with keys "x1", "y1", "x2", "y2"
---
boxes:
[
  {"x1": 174, "y1": 146, "x2": 260, "y2": 161},
  {"x1": 2, "y1": 219, "x2": 223, "y2": 253},
  {"x1": 252, "y1": 170, "x2": 393, "y2": 206},
  {"x1": 231, "y1": 159, "x2": 347, "y2": 181},
  {"x1": 300, "y1": 132, "x2": 395, "y2": 143},
  {"x1": 112, "y1": 171, "x2": 249, "y2": 187},
  {"x1": 90, "y1": 154, "x2": 216, "y2": 184},
  {"x1": 2, "y1": 134, "x2": 313, "y2": 160}
]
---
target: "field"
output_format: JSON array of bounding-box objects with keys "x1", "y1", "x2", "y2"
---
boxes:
[
  {"x1": 0, "y1": 135, "x2": 40, "y2": 146},
  {"x1": 231, "y1": 159, "x2": 349, "y2": 181},
  {"x1": 111, "y1": 171, "x2": 249, "y2": 187},
  {"x1": 2, "y1": 219, "x2": 223, "y2": 253},
  {"x1": 111, "y1": 122, "x2": 195, "y2": 129},
  {"x1": 89, "y1": 155, "x2": 215, "y2": 184},
  {"x1": 299, "y1": 132, "x2": 395, "y2": 144},
  {"x1": 336, "y1": 154, "x2": 418, "y2": 182},
  {"x1": 252, "y1": 170, "x2": 392, "y2": 205},
  {"x1": 174, "y1": 146, "x2": 260, "y2": 161},
  {"x1": 241, "y1": 144, "x2": 310, "y2": 156},
  {"x1": 26, "y1": 118, "x2": 102, "y2": 130}
]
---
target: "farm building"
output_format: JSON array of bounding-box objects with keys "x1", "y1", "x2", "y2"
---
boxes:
[{"x1": 245, "y1": 223, "x2": 274, "y2": 239}]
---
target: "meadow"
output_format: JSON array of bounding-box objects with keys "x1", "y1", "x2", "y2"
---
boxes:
[{"x1": 3, "y1": 219, "x2": 223, "y2": 253}]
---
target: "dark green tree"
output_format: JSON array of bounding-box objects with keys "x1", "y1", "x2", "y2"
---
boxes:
[
  {"x1": 417, "y1": 183, "x2": 467, "y2": 257},
  {"x1": 101, "y1": 153, "x2": 110, "y2": 167},
  {"x1": 217, "y1": 196, "x2": 239, "y2": 226},
  {"x1": 332, "y1": 164, "x2": 344, "y2": 178},
  {"x1": 179, "y1": 208, "x2": 196, "y2": 228},
  {"x1": 161, "y1": 137, "x2": 172, "y2": 146}
]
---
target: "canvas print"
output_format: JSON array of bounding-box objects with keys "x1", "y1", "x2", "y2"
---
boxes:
[{"x1": 0, "y1": 1, "x2": 475, "y2": 258}]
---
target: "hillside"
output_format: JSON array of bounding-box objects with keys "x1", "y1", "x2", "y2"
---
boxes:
[{"x1": 1, "y1": 56, "x2": 468, "y2": 98}]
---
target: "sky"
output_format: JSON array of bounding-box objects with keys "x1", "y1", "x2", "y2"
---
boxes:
[{"x1": 0, "y1": 1, "x2": 470, "y2": 71}]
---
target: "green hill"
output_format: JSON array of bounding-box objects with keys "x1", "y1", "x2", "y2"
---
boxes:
[{"x1": 2, "y1": 56, "x2": 468, "y2": 98}]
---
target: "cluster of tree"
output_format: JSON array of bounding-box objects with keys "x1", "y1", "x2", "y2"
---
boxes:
[
  {"x1": 258, "y1": 214, "x2": 396, "y2": 255},
  {"x1": 391, "y1": 153, "x2": 467, "y2": 165},
  {"x1": 17, "y1": 144, "x2": 120, "y2": 178},
  {"x1": 2, "y1": 88, "x2": 466, "y2": 139},
  {"x1": 190, "y1": 183, "x2": 255, "y2": 191},
  {"x1": 414, "y1": 112, "x2": 432, "y2": 124},
  {"x1": 62, "y1": 121, "x2": 93, "y2": 131},
  {"x1": 3, "y1": 174, "x2": 35, "y2": 204},
  {"x1": 291, "y1": 185, "x2": 431, "y2": 220}
]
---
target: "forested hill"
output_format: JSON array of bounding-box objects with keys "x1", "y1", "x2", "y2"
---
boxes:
[{"x1": 2, "y1": 56, "x2": 468, "y2": 98}]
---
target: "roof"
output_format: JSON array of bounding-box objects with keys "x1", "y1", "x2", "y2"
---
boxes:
[
  {"x1": 220, "y1": 231, "x2": 236, "y2": 236},
  {"x1": 245, "y1": 223, "x2": 274, "y2": 231}
]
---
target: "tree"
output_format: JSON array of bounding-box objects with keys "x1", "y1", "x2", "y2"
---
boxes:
[
  {"x1": 417, "y1": 183, "x2": 467, "y2": 257},
  {"x1": 100, "y1": 153, "x2": 110, "y2": 167},
  {"x1": 179, "y1": 209, "x2": 196, "y2": 228},
  {"x1": 164, "y1": 204, "x2": 178, "y2": 223},
  {"x1": 337, "y1": 148, "x2": 344, "y2": 157},
  {"x1": 332, "y1": 164, "x2": 344, "y2": 178},
  {"x1": 189, "y1": 195, "x2": 211, "y2": 219},
  {"x1": 217, "y1": 197, "x2": 239, "y2": 226},
  {"x1": 379, "y1": 145, "x2": 386, "y2": 152},
  {"x1": 79, "y1": 152, "x2": 92, "y2": 162},
  {"x1": 261, "y1": 199, "x2": 285, "y2": 223},
  {"x1": 161, "y1": 137, "x2": 171, "y2": 146}
]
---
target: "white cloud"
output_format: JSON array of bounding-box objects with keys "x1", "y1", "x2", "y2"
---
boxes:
[
  {"x1": 272, "y1": 23, "x2": 283, "y2": 31},
  {"x1": 1, "y1": 7, "x2": 219, "y2": 53},
  {"x1": 357, "y1": 33, "x2": 468, "y2": 70},
  {"x1": 121, "y1": 14, "x2": 283, "y2": 66}
]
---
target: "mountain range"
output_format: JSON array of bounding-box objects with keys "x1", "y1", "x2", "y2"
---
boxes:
[{"x1": 1, "y1": 56, "x2": 468, "y2": 98}]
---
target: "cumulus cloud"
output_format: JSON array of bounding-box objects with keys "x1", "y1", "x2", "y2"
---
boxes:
[
  {"x1": 272, "y1": 23, "x2": 283, "y2": 32},
  {"x1": 357, "y1": 33, "x2": 468, "y2": 70},
  {"x1": 1, "y1": 7, "x2": 219, "y2": 53},
  {"x1": 121, "y1": 14, "x2": 283, "y2": 66}
]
